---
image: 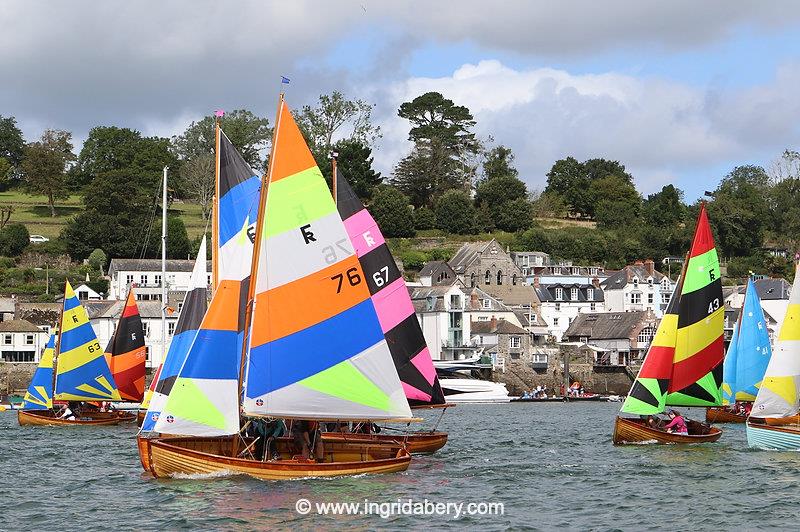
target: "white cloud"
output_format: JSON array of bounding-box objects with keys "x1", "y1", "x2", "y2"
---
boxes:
[{"x1": 372, "y1": 60, "x2": 800, "y2": 196}]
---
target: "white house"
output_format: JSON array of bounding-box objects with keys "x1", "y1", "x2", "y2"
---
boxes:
[
  {"x1": 410, "y1": 284, "x2": 476, "y2": 361},
  {"x1": 601, "y1": 260, "x2": 674, "y2": 318},
  {"x1": 108, "y1": 258, "x2": 212, "y2": 302},
  {"x1": 0, "y1": 319, "x2": 49, "y2": 362},
  {"x1": 534, "y1": 281, "x2": 606, "y2": 341},
  {"x1": 85, "y1": 300, "x2": 178, "y2": 369},
  {"x1": 73, "y1": 283, "x2": 103, "y2": 301},
  {"x1": 724, "y1": 277, "x2": 791, "y2": 338}
]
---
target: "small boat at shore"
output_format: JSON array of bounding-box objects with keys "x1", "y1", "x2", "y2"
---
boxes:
[
  {"x1": 747, "y1": 261, "x2": 800, "y2": 449},
  {"x1": 140, "y1": 96, "x2": 416, "y2": 480},
  {"x1": 512, "y1": 394, "x2": 608, "y2": 403},
  {"x1": 614, "y1": 204, "x2": 725, "y2": 445},
  {"x1": 321, "y1": 430, "x2": 448, "y2": 454},
  {"x1": 19, "y1": 285, "x2": 122, "y2": 427},
  {"x1": 707, "y1": 278, "x2": 771, "y2": 423}
]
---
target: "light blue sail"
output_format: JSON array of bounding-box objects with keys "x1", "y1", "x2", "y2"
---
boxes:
[
  {"x1": 734, "y1": 279, "x2": 773, "y2": 401},
  {"x1": 722, "y1": 315, "x2": 740, "y2": 405}
]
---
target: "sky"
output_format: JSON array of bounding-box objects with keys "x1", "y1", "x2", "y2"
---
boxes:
[{"x1": 3, "y1": 1, "x2": 800, "y2": 200}]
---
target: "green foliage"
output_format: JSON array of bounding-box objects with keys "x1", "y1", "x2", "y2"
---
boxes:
[
  {"x1": 87, "y1": 248, "x2": 108, "y2": 270},
  {"x1": 413, "y1": 206, "x2": 436, "y2": 230},
  {"x1": 20, "y1": 130, "x2": 75, "y2": 217},
  {"x1": 398, "y1": 92, "x2": 477, "y2": 152},
  {"x1": 0, "y1": 115, "x2": 25, "y2": 168},
  {"x1": 545, "y1": 157, "x2": 633, "y2": 218},
  {"x1": 590, "y1": 175, "x2": 642, "y2": 229},
  {"x1": 166, "y1": 216, "x2": 192, "y2": 259},
  {"x1": 391, "y1": 139, "x2": 465, "y2": 207},
  {"x1": 707, "y1": 165, "x2": 770, "y2": 258},
  {"x1": 475, "y1": 174, "x2": 527, "y2": 209},
  {"x1": 172, "y1": 109, "x2": 271, "y2": 171},
  {"x1": 0, "y1": 256, "x2": 15, "y2": 268},
  {"x1": 0, "y1": 222, "x2": 29, "y2": 256},
  {"x1": 74, "y1": 127, "x2": 143, "y2": 188},
  {"x1": 0, "y1": 157, "x2": 12, "y2": 191},
  {"x1": 435, "y1": 190, "x2": 476, "y2": 235},
  {"x1": 481, "y1": 145, "x2": 518, "y2": 181},
  {"x1": 369, "y1": 186, "x2": 416, "y2": 238},
  {"x1": 397, "y1": 249, "x2": 427, "y2": 271},
  {"x1": 642, "y1": 184, "x2": 687, "y2": 227},
  {"x1": 332, "y1": 139, "x2": 382, "y2": 201},
  {"x1": 769, "y1": 177, "x2": 800, "y2": 249},
  {"x1": 493, "y1": 198, "x2": 534, "y2": 232}
]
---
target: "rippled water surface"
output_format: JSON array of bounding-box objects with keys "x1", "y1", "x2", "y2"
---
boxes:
[{"x1": 3, "y1": 403, "x2": 800, "y2": 530}]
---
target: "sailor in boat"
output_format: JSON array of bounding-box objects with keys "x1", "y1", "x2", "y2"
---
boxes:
[
  {"x1": 58, "y1": 402, "x2": 78, "y2": 420},
  {"x1": 244, "y1": 418, "x2": 287, "y2": 461},
  {"x1": 290, "y1": 420, "x2": 324, "y2": 461},
  {"x1": 664, "y1": 410, "x2": 688, "y2": 434}
]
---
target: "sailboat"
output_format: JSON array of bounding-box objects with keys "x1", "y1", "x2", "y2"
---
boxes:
[
  {"x1": 706, "y1": 278, "x2": 772, "y2": 423},
  {"x1": 323, "y1": 167, "x2": 449, "y2": 453},
  {"x1": 18, "y1": 281, "x2": 123, "y2": 426},
  {"x1": 746, "y1": 262, "x2": 800, "y2": 449},
  {"x1": 138, "y1": 95, "x2": 413, "y2": 480},
  {"x1": 613, "y1": 204, "x2": 725, "y2": 444}
]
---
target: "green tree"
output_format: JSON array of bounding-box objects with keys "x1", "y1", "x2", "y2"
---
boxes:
[
  {"x1": 589, "y1": 175, "x2": 641, "y2": 229},
  {"x1": 0, "y1": 157, "x2": 12, "y2": 191},
  {"x1": 474, "y1": 174, "x2": 527, "y2": 208},
  {"x1": 296, "y1": 91, "x2": 380, "y2": 163},
  {"x1": 642, "y1": 184, "x2": 687, "y2": 227},
  {"x1": 398, "y1": 92, "x2": 477, "y2": 152},
  {"x1": 413, "y1": 206, "x2": 436, "y2": 230},
  {"x1": 481, "y1": 145, "x2": 518, "y2": 181},
  {"x1": 369, "y1": 186, "x2": 416, "y2": 238},
  {"x1": 172, "y1": 109, "x2": 271, "y2": 170},
  {"x1": 180, "y1": 154, "x2": 215, "y2": 221},
  {"x1": 20, "y1": 129, "x2": 75, "y2": 216},
  {"x1": 545, "y1": 157, "x2": 634, "y2": 218},
  {"x1": 0, "y1": 115, "x2": 25, "y2": 169},
  {"x1": 332, "y1": 139, "x2": 382, "y2": 201},
  {"x1": 435, "y1": 190, "x2": 476, "y2": 234},
  {"x1": 87, "y1": 248, "x2": 108, "y2": 270},
  {"x1": 165, "y1": 216, "x2": 191, "y2": 259},
  {"x1": 493, "y1": 197, "x2": 535, "y2": 232},
  {"x1": 707, "y1": 165, "x2": 770, "y2": 258},
  {"x1": 769, "y1": 177, "x2": 800, "y2": 250},
  {"x1": 74, "y1": 127, "x2": 142, "y2": 188},
  {"x1": 392, "y1": 139, "x2": 465, "y2": 207},
  {"x1": 0, "y1": 223, "x2": 29, "y2": 256}
]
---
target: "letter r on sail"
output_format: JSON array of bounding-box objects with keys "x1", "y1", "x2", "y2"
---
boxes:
[{"x1": 363, "y1": 231, "x2": 375, "y2": 248}]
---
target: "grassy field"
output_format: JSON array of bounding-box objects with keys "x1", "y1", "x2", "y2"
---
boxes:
[{"x1": 0, "y1": 191, "x2": 208, "y2": 240}]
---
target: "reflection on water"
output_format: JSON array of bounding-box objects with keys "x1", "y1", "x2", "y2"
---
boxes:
[{"x1": 4, "y1": 404, "x2": 800, "y2": 529}]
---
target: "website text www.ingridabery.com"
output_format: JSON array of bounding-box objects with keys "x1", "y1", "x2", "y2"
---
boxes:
[{"x1": 294, "y1": 497, "x2": 505, "y2": 520}]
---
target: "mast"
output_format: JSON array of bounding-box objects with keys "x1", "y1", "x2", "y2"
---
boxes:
[
  {"x1": 162, "y1": 166, "x2": 168, "y2": 369},
  {"x1": 331, "y1": 150, "x2": 338, "y2": 206},
  {"x1": 212, "y1": 116, "x2": 221, "y2": 290},
  {"x1": 236, "y1": 93, "x2": 285, "y2": 416},
  {"x1": 51, "y1": 282, "x2": 66, "y2": 407}
]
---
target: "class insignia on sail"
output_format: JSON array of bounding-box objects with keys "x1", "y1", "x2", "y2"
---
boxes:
[{"x1": 106, "y1": 289, "x2": 146, "y2": 402}]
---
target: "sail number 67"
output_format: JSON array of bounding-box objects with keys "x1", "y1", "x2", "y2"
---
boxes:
[{"x1": 331, "y1": 267, "x2": 362, "y2": 293}]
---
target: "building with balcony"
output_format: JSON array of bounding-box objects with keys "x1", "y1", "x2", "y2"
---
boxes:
[
  {"x1": 562, "y1": 310, "x2": 658, "y2": 366},
  {"x1": 108, "y1": 258, "x2": 212, "y2": 303},
  {"x1": 534, "y1": 280, "x2": 605, "y2": 341},
  {"x1": 510, "y1": 251, "x2": 551, "y2": 276},
  {"x1": 0, "y1": 319, "x2": 49, "y2": 362}
]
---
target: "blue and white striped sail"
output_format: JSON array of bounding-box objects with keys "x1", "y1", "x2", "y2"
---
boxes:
[
  {"x1": 142, "y1": 237, "x2": 208, "y2": 431},
  {"x1": 21, "y1": 333, "x2": 56, "y2": 410}
]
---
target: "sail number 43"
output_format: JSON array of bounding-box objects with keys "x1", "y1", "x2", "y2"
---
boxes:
[
  {"x1": 332, "y1": 267, "x2": 362, "y2": 293},
  {"x1": 708, "y1": 298, "x2": 720, "y2": 314}
]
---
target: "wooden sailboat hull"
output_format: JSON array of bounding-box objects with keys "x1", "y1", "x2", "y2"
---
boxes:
[
  {"x1": 613, "y1": 416, "x2": 722, "y2": 444},
  {"x1": 137, "y1": 410, "x2": 146, "y2": 427},
  {"x1": 138, "y1": 436, "x2": 411, "y2": 480},
  {"x1": 705, "y1": 407, "x2": 747, "y2": 424},
  {"x1": 17, "y1": 409, "x2": 122, "y2": 427},
  {"x1": 746, "y1": 420, "x2": 800, "y2": 450},
  {"x1": 321, "y1": 431, "x2": 448, "y2": 454}
]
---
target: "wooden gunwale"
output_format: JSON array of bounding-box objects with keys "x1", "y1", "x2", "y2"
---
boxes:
[
  {"x1": 705, "y1": 407, "x2": 747, "y2": 424},
  {"x1": 17, "y1": 409, "x2": 122, "y2": 426},
  {"x1": 321, "y1": 431, "x2": 448, "y2": 454},
  {"x1": 613, "y1": 416, "x2": 722, "y2": 444}
]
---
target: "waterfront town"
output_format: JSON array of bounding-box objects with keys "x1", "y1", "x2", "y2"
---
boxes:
[{"x1": 1, "y1": 238, "x2": 789, "y2": 399}]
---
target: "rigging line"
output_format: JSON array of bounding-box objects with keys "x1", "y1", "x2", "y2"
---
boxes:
[{"x1": 138, "y1": 176, "x2": 163, "y2": 259}]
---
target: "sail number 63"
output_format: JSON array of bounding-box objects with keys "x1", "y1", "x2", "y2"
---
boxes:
[{"x1": 331, "y1": 267, "x2": 362, "y2": 293}]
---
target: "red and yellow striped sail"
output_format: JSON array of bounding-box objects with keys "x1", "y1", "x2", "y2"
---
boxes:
[{"x1": 106, "y1": 290, "x2": 146, "y2": 401}]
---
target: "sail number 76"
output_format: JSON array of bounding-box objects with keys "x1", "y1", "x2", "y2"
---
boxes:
[{"x1": 331, "y1": 267, "x2": 362, "y2": 293}]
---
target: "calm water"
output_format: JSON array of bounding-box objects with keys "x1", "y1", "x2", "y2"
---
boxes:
[{"x1": 2, "y1": 403, "x2": 800, "y2": 531}]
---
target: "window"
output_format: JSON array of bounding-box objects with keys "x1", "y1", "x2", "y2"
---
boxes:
[
  {"x1": 555, "y1": 288, "x2": 563, "y2": 300},
  {"x1": 553, "y1": 317, "x2": 559, "y2": 326},
  {"x1": 531, "y1": 314, "x2": 537, "y2": 324},
  {"x1": 631, "y1": 292, "x2": 641, "y2": 304},
  {"x1": 570, "y1": 288, "x2": 579, "y2": 301},
  {"x1": 140, "y1": 274, "x2": 148, "y2": 285},
  {"x1": 512, "y1": 274, "x2": 517, "y2": 286},
  {"x1": 25, "y1": 334, "x2": 34, "y2": 345},
  {"x1": 661, "y1": 278, "x2": 670, "y2": 291},
  {"x1": 586, "y1": 288, "x2": 594, "y2": 301},
  {"x1": 477, "y1": 316, "x2": 489, "y2": 321},
  {"x1": 590, "y1": 302, "x2": 596, "y2": 311},
  {"x1": 470, "y1": 273, "x2": 476, "y2": 287},
  {"x1": 154, "y1": 274, "x2": 162, "y2": 286},
  {"x1": 509, "y1": 336, "x2": 521, "y2": 348},
  {"x1": 168, "y1": 274, "x2": 176, "y2": 284},
  {"x1": 481, "y1": 299, "x2": 491, "y2": 309},
  {"x1": 579, "y1": 336, "x2": 588, "y2": 344},
  {"x1": 78, "y1": 291, "x2": 88, "y2": 300},
  {"x1": 177, "y1": 301, "x2": 184, "y2": 312},
  {"x1": 554, "y1": 303, "x2": 561, "y2": 312},
  {"x1": 168, "y1": 321, "x2": 176, "y2": 335},
  {"x1": 632, "y1": 277, "x2": 639, "y2": 288},
  {"x1": 638, "y1": 327, "x2": 656, "y2": 345},
  {"x1": 590, "y1": 268, "x2": 598, "y2": 275},
  {"x1": 450, "y1": 294, "x2": 461, "y2": 309},
  {"x1": 497, "y1": 270, "x2": 503, "y2": 285},
  {"x1": 143, "y1": 322, "x2": 150, "y2": 337},
  {"x1": 2, "y1": 334, "x2": 11, "y2": 345},
  {"x1": 485, "y1": 270, "x2": 491, "y2": 285},
  {"x1": 648, "y1": 293, "x2": 654, "y2": 304},
  {"x1": 648, "y1": 277, "x2": 653, "y2": 286},
  {"x1": 126, "y1": 274, "x2": 134, "y2": 285},
  {"x1": 207, "y1": 275, "x2": 212, "y2": 286}
]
